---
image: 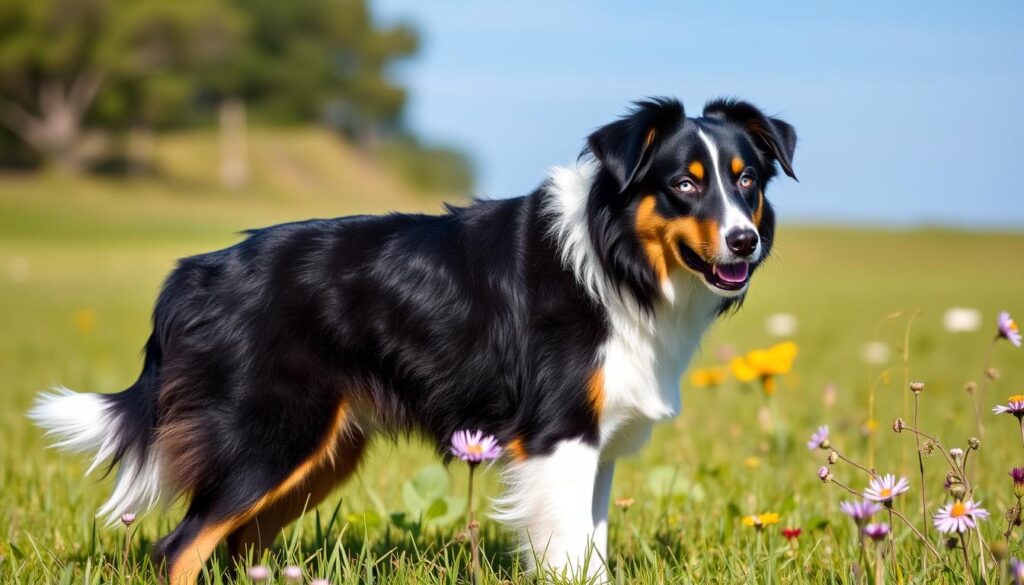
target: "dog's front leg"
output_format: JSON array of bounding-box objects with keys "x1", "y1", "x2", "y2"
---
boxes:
[
  {"x1": 591, "y1": 459, "x2": 616, "y2": 562},
  {"x1": 494, "y1": 438, "x2": 603, "y2": 579}
]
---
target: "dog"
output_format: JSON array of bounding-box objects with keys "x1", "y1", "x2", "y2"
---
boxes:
[{"x1": 31, "y1": 97, "x2": 796, "y2": 583}]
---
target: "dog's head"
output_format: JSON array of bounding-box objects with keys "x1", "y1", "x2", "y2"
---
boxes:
[{"x1": 586, "y1": 97, "x2": 797, "y2": 304}]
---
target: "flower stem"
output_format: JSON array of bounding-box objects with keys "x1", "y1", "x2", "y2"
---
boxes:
[
  {"x1": 834, "y1": 450, "x2": 877, "y2": 478},
  {"x1": 1018, "y1": 418, "x2": 1024, "y2": 452},
  {"x1": 874, "y1": 542, "x2": 884, "y2": 585},
  {"x1": 913, "y1": 394, "x2": 929, "y2": 542},
  {"x1": 466, "y1": 464, "x2": 481, "y2": 585},
  {"x1": 960, "y1": 532, "x2": 975, "y2": 585},
  {"x1": 888, "y1": 507, "x2": 944, "y2": 561}
]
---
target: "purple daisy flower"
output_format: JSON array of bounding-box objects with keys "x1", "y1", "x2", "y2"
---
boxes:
[
  {"x1": 994, "y1": 395, "x2": 1024, "y2": 417},
  {"x1": 999, "y1": 311, "x2": 1022, "y2": 347},
  {"x1": 862, "y1": 522, "x2": 890, "y2": 541},
  {"x1": 934, "y1": 499, "x2": 989, "y2": 533},
  {"x1": 1012, "y1": 467, "x2": 1024, "y2": 498},
  {"x1": 863, "y1": 474, "x2": 910, "y2": 503},
  {"x1": 840, "y1": 500, "x2": 883, "y2": 525},
  {"x1": 1011, "y1": 558, "x2": 1024, "y2": 585},
  {"x1": 246, "y1": 565, "x2": 270, "y2": 582},
  {"x1": 817, "y1": 465, "x2": 831, "y2": 483},
  {"x1": 806, "y1": 425, "x2": 830, "y2": 450},
  {"x1": 450, "y1": 430, "x2": 502, "y2": 463}
]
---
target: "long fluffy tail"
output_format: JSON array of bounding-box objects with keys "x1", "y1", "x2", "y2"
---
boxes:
[{"x1": 29, "y1": 335, "x2": 163, "y2": 526}]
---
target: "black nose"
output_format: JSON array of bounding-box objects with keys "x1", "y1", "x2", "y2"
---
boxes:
[{"x1": 726, "y1": 228, "x2": 759, "y2": 258}]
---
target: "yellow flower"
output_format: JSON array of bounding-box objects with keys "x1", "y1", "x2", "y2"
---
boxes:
[
  {"x1": 742, "y1": 512, "x2": 781, "y2": 528},
  {"x1": 744, "y1": 456, "x2": 761, "y2": 469},
  {"x1": 690, "y1": 366, "x2": 729, "y2": 389},
  {"x1": 729, "y1": 342, "x2": 799, "y2": 395},
  {"x1": 73, "y1": 309, "x2": 96, "y2": 334}
]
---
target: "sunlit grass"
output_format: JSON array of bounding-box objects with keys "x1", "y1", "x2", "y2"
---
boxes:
[{"x1": 1, "y1": 175, "x2": 1023, "y2": 583}]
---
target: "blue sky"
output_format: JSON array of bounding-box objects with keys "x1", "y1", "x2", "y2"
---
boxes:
[{"x1": 374, "y1": 1, "x2": 1024, "y2": 228}]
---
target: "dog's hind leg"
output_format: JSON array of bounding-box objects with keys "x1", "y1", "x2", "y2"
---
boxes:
[
  {"x1": 227, "y1": 430, "x2": 367, "y2": 559},
  {"x1": 155, "y1": 401, "x2": 356, "y2": 585},
  {"x1": 494, "y1": 437, "x2": 604, "y2": 580}
]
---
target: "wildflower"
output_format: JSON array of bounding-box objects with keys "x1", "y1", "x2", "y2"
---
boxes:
[
  {"x1": 892, "y1": 418, "x2": 904, "y2": 433},
  {"x1": 614, "y1": 497, "x2": 635, "y2": 511},
  {"x1": 863, "y1": 474, "x2": 910, "y2": 503},
  {"x1": 950, "y1": 482, "x2": 967, "y2": 501},
  {"x1": 120, "y1": 513, "x2": 136, "y2": 527},
  {"x1": 73, "y1": 308, "x2": 96, "y2": 334},
  {"x1": 949, "y1": 448, "x2": 964, "y2": 466},
  {"x1": 450, "y1": 430, "x2": 501, "y2": 463},
  {"x1": 818, "y1": 466, "x2": 832, "y2": 483},
  {"x1": 934, "y1": 499, "x2": 990, "y2": 533},
  {"x1": 840, "y1": 500, "x2": 882, "y2": 525},
  {"x1": 744, "y1": 456, "x2": 761, "y2": 468},
  {"x1": 689, "y1": 366, "x2": 729, "y2": 389},
  {"x1": 965, "y1": 381, "x2": 978, "y2": 394},
  {"x1": 968, "y1": 437, "x2": 981, "y2": 450},
  {"x1": 909, "y1": 381, "x2": 925, "y2": 394},
  {"x1": 920, "y1": 440, "x2": 936, "y2": 456},
  {"x1": 246, "y1": 566, "x2": 270, "y2": 581},
  {"x1": 943, "y1": 307, "x2": 981, "y2": 333},
  {"x1": 806, "y1": 425, "x2": 830, "y2": 450},
  {"x1": 988, "y1": 367, "x2": 1002, "y2": 380},
  {"x1": 827, "y1": 450, "x2": 839, "y2": 465},
  {"x1": 860, "y1": 341, "x2": 890, "y2": 365},
  {"x1": 994, "y1": 395, "x2": 1024, "y2": 418},
  {"x1": 765, "y1": 313, "x2": 798, "y2": 337},
  {"x1": 283, "y1": 566, "x2": 303, "y2": 582},
  {"x1": 862, "y1": 522, "x2": 891, "y2": 541},
  {"x1": 729, "y1": 341, "x2": 798, "y2": 396},
  {"x1": 998, "y1": 311, "x2": 1022, "y2": 347},
  {"x1": 823, "y1": 383, "x2": 838, "y2": 409},
  {"x1": 1011, "y1": 468, "x2": 1024, "y2": 499},
  {"x1": 1010, "y1": 558, "x2": 1024, "y2": 585},
  {"x1": 742, "y1": 512, "x2": 780, "y2": 529},
  {"x1": 782, "y1": 527, "x2": 802, "y2": 540}
]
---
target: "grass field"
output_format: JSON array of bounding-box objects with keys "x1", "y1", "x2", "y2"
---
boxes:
[{"x1": 2, "y1": 144, "x2": 1024, "y2": 583}]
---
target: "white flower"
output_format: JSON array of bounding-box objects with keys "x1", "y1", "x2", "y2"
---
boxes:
[
  {"x1": 943, "y1": 307, "x2": 981, "y2": 333},
  {"x1": 765, "y1": 313, "x2": 798, "y2": 337},
  {"x1": 860, "y1": 341, "x2": 891, "y2": 365}
]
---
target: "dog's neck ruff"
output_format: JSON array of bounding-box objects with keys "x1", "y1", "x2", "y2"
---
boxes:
[{"x1": 542, "y1": 162, "x2": 720, "y2": 453}]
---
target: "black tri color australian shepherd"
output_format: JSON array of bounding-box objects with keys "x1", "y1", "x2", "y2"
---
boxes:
[{"x1": 31, "y1": 97, "x2": 796, "y2": 584}]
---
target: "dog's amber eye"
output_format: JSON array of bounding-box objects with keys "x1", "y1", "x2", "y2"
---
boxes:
[
  {"x1": 738, "y1": 174, "x2": 756, "y2": 189},
  {"x1": 674, "y1": 178, "x2": 697, "y2": 194}
]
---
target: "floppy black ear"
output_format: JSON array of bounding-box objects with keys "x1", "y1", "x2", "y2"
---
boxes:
[
  {"x1": 587, "y1": 97, "x2": 685, "y2": 193},
  {"x1": 703, "y1": 98, "x2": 798, "y2": 180}
]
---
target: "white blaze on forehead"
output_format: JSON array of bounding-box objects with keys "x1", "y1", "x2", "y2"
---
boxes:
[{"x1": 696, "y1": 127, "x2": 760, "y2": 261}]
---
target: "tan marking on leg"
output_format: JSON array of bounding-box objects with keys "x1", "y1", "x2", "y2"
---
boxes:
[
  {"x1": 506, "y1": 437, "x2": 528, "y2": 462},
  {"x1": 167, "y1": 402, "x2": 353, "y2": 585},
  {"x1": 588, "y1": 367, "x2": 605, "y2": 419},
  {"x1": 229, "y1": 431, "x2": 367, "y2": 557}
]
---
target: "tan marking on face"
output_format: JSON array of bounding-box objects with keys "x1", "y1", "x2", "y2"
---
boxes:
[
  {"x1": 731, "y1": 156, "x2": 745, "y2": 175},
  {"x1": 635, "y1": 195, "x2": 720, "y2": 282},
  {"x1": 688, "y1": 160, "x2": 705, "y2": 181},
  {"x1": 589, "y1": 367, "x2": 605, "y2": 419},
  {"x1": 753, "y1": 190, "x2": 765, "y2": 227}
]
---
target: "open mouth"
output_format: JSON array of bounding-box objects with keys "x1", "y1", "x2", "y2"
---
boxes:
[{"x1": 678, "y1": 244, "x2": 750, "y2": 291}]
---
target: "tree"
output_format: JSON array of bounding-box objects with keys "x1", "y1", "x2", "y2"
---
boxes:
[{"x1": 0, "y1": 0, "x2": 241, "y2": 171}]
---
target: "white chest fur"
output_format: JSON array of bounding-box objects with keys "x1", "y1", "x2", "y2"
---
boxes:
[
  {"x1": 596, "y1": 271, "x2": 718, "y2": 458},
  {"x1": 541, "y1": 162, "x2": 721, "y2": 460}
]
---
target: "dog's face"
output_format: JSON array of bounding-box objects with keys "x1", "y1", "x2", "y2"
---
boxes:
[{"x1": 588, "y1": 98, "x2": 797, "y2": 299}]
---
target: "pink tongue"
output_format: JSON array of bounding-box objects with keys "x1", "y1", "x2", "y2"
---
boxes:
[{"x1": 716, "y1": 262, "x2": 749, "y2": 283}]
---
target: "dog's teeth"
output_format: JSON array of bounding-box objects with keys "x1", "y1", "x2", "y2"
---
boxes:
[{"x1": 711, "y1": 265, "x2": 717, "y2": 275}]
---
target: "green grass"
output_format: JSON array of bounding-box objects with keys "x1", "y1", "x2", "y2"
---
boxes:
[{"x1": 1, "y1": 163, "x2": 1024, "y2": 583}]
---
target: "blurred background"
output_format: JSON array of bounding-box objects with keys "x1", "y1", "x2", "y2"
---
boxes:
[{"x1": 2, "y1": 2, "x2": 1024, "y2": 578}]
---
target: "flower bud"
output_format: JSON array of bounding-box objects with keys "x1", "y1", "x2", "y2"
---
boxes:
[
  {"x1": 892, "y1": 418, "x2": 905, "y2": 433},
  {"x1": 818, "y1": 466, "x2": 832, "y2": 483},
  {"x1": 964, "y1": 381, "x2": 977, "y2": 394},
  {"x1": 986, "y1": 367, "x2": 1001, "y2": 381},
  {"x1": 968, "y1": 437, "x2": 980, "y2": 450},
  {"x1": 950, "y1": 482, "x2": 967, "y2": 500},
  {"x1": 827, "y1": 450, "x2": 839, "y2": 465},
  {"x1": 949, "y1": 447, "x2": 964, "y2": 466},
  {"x1": 909, "y1": 381, "x2": 925, "y2": 394},
  {"x1": 990, "y1": 540, "x2": 1009, "y2": 562},
  {"x1": 920, "y1": 440, "x2": 935, "y2": 456}
]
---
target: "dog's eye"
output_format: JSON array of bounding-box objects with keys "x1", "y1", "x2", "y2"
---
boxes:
[
  {"x1": 738, "y1": 174, "x2": 756, "y2": 189},
  {"x1": 674, "y1": 178, "x2": 697, "y2": 194}
]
